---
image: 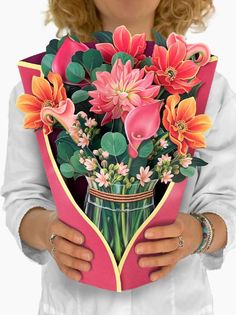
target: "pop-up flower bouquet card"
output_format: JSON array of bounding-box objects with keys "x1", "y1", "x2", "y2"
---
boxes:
[{"x1": 17, "y1": 25, "x2": 217, "y2": 291}]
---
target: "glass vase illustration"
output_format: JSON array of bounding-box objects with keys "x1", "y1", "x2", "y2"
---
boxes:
[{"x1": 84, "y1": 178, "x2": 159, "y2": 263}]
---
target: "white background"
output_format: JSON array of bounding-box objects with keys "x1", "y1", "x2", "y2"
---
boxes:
[{"x1": 0, "y1": 1, "x2": 236, "y2": 314}]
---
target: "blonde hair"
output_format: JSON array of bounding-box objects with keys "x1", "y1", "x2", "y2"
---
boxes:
[{"x1": 46, "y1": 0, "x2": 214, "y2": 42}]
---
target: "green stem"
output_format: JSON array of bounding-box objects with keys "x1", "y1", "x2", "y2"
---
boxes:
[{"x1": 121, "y1": 185, "x2": 128, "y2": 247}]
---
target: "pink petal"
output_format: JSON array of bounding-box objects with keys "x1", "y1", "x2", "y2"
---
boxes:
[
  {"x1": 168, "y1": 41, "x2": 186, "y2": 67},
  {"x1": 95, "y1": 42, "x2": 117, "y2": 64},
  {"x1": 129, "y1": 33, "x2": 147, "y2": 57},
  {"x1": 113, "y1": 25, "x2": 131, "y2": 53},
  {"x1": 152, "y1": 45, "x2": 168, "y2": 70},
  {"x1": 40, "y1": 99, "x2": 78, "y2": 139},
  {"x1": 52, "y1": 36, "x2": 89, "y2": 82},
  {"x1": 176, "y1": 60, "x2": 199, "y2": 79},
  {"x1": 186, "y1": 43, "x2": 211, "y2": 67},
  {"x1": 125, "y1": 101, "x2": 163, "y2": 158},
  {"x1": 167, "y1": 33, "x2": 186, "y2": 48}
]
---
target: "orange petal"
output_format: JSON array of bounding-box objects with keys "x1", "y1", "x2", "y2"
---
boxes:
[
  {"x1": 23, "y1": 113, "x2": 42, "y2": 129},
  {"x1": 48, "y1": 72, "x2": 67, "y2": 103},
  {"x1": 16, "y1": 94, "x2": 42, "y2": 113},
  {"x1": 176, "y1": 97, "x2": 196, "y2": 122},
  {"x1": 32, "y1": 76, "x2": 53, "y2": 102},
  {"x1": 187, "y1": 114, "x2": 212, "y2": 132},
  {"x1": 184, "y1": 132, "x2": 206, "y2": 147},
  {"x1": 166, "y1": 94, "x2": 181, "y2": 120}
]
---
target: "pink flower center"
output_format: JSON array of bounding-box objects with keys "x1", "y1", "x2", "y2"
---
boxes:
[{"x1": 165, "y1": 67, "x2": 177, "y2": 81}]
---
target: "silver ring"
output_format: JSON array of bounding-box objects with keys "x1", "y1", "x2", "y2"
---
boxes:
[
  {"x1": 178, "y1": 235, "x2": 184, "y2": 248},
  {"x1": 49, "y1": 233, "x2": 57, "y2": 245}
]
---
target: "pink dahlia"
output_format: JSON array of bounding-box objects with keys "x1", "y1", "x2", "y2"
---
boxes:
[
  {"x1": 88, "y1": 58, "x2": 160, "y2": 125},
  {"x1": 95, "y1": 25, "x2": 147, "y2": 65}
]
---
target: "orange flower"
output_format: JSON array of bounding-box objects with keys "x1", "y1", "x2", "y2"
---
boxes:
[
  {"x1": 16, "y1": 72, "x2": 67, "y2": 134},
  {"x1": 162, "y1": 95, "x2": 212, "y2": 155}
]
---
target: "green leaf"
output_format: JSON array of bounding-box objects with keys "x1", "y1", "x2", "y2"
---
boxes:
[
  {"x1": 57, "y1": 142, "x2": 76, "y2": 162},
  {"x1": 172, "y1": 172, "x2": 186, "y2": 183},
  {"x1": 72, "y1": 90, "x2": 89, "y2": 104},
  {"x1": 82, "y1": 49, "x2": 104, "y2": 73},
  {"x1": 191, "y1": 157, "x2": 208, "y2": 167},
  {"x1": 57, "y1": 36, "x2": 67, "y2": 49},
  {"x1": 91, "y1": 30, "x2": 113, "y2": 43},
  {"x1": 180, "y1": 166, "x2": 196, "y2": 177},
  {"x1": 70, "y1": 155, "x2": 87, "y2": 174},
  {"x1": 138, "y1": 140, "x2": 154, "y2": 158},
  {"x1": 90, "y1": 64, "x2": 112, "y2": 81},
  {"x1": 69, "y1": 34, "x2": 81, "y2": 42},
  {"x1": 46, "y1": 39, "x2": 59, "y2": 55},
  {"x1": 41, "y1": 54, "x2": 55, "y2": 77},
  {"x1": 60, "y1": 163, "x2": 75, "y2": 178},
  {"x1": 66, "y1": 62, "x2": 85, "y2": 83},
  {"x1": 152, "y1": 29, "x2": 167, "y2": 48},
  {"x1": 139, "y1": 57, "x2": 153, "y2": 68},
  {"x1": 181, "y1": 83, "x2": 203, "y2": 100},
  {"x1": 72, "y1": 51, "x2": 84, "y2": 64},
  {"x1": 82, "y1": 85, "x2": 96, "y2": 92},
  {"x1": 129, "y1": 158, "x2": 147, "y2": 177},
  {"x1": 101, "y1": 132, "x2": 127, "y2": 156},
  {"x1": 111, "y1": 52, "x2": 134, "y2": 68}
]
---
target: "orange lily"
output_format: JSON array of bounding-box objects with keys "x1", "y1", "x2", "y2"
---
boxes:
[
  {"x1": 16, "y1": 72, "x2": 67, "y2": 134},
  {"x1": 162, "y1": 95, "x2": 212, "y2": 155}
]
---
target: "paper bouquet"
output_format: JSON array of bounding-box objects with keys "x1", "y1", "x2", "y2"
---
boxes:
[{"x1": 17, "y1": 25, "x2": 217, "y2": 291}]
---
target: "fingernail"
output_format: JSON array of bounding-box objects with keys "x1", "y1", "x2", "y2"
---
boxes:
[
  {"x1": 135, "y1": 246, "x2": 143, "y2": 254},
  {"x1": 145, "y1": 231, "x2": 152, "y2": 238},
  {"x1": 77, "y1": 237, "x2": 84, "y2": 244}
]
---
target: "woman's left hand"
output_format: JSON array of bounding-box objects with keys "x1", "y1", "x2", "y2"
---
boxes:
[{"x1": 135, "y1": 212, "x2": 203, "y2": 282}]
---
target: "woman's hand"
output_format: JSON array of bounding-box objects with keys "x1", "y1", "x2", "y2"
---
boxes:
[
  {"x1": 135, "y1": 213, "x2": 203, "y2": 282},
  {"x1": 45, "y1": 211, "x2": 94, "y2": 282}
]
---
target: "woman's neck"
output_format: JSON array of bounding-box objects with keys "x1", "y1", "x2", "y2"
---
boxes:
[{"x1": 100, "y1": 14, "x2": 155, "y2": 41}]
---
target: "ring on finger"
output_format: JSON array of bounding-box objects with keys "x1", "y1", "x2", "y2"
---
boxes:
[
  {"x1": 178, "y1": 235, "x2": 184, "y2": 248},
  {"x1": 49, "y1": 233, "x2": 57, "y2": 245}
]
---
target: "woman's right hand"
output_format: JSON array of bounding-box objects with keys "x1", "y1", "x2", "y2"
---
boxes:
[{"x1": 45, "y1": 211, "x2": 94, "y2": 282}]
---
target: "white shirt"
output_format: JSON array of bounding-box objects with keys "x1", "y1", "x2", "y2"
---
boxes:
[{"x1": 1, "y1": 71, "x2": 236, "y2": 315}]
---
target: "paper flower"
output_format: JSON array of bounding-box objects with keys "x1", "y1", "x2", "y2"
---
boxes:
[
  {"x1": 125, "y1": 101, "x2": 163, "y2": 158},
  {"x1": 40, "y1": 98, "x2": 79, "y2": 137},
  {"x1": 95, "y1": 25, "x2": 147, "y2": 65},
  {"x1": 162, "y1": 95, "x2": 212, "y2": 155},
  {"x1": 145, "y1": 32, "x2": 210, "y2": 94},
  {"x1": 179, "y1": 156, "x2": 192, "y2": 168},
  {"x1": 84, "y1": 158, "x2": 98, "y2": 171},
  {"x1": 161, "y1": 171, "x2": 174, "y2": 184},
  {"x1": 157, "y1": 154, "x2": 171, "y2": 166},
  {"x1": 136, "y1": 166, "x2": 153, "y2": 187},
  {"x1": 16, "y1": 72, "x2": 67, "y2": 134},
  {"x1": 52, "y1": 36, "x2": 89, "y2": 82},
  {"x1": 116, "y1": 162, "x2": 129, "y2": 176},
  {"x1": 88, "y1": 58, "x2": 160, "y2": 125},
  {"x1": 95, "y1": 169, "x2": 110, "y2": 187},
  {"x1": 167, "y1": 33, "x2": 210, "y2": 67}
]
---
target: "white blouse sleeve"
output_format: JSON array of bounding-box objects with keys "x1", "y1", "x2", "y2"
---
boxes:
[
  {"x1": 188, "y1": 72, "x2": 236, "y2": 270},
  {"x1": 0, "y1": 82, "x2": 56, "y2": 265}
]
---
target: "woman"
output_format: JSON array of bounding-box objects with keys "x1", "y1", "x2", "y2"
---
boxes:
[{"x1": 1, "y1": 0, "x2": 236, "y2": 314}]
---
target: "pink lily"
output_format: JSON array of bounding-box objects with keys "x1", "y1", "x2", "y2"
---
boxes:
[
  {"x1": 40, "y1": 98, "x2": 79, "y2": 142},
  {"x1": 95, "y1": 25, "x2": 147, "y2": 65},
  {"x1": 125, "y1": 100, "x2": 163, "y2": 158},
  {"x1": 52, "y1": 36, "x2": 89, "y2": 84}
]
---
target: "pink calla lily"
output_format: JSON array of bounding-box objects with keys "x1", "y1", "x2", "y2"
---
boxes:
[
  {"x1": 167, "y1": 33, "x2": 210, "y2": 67},
  {"x1": 40, "y1": 98, "x2": 79, "y2": 142},
  {"x1": 95, "y1": 25, "x2": 147, "y2": 65},
  {"x1": 125, "y1": 100, "x2": 163, "y2": 158},
  {"x1": 52, "y1": 36, "x2": 89, "y2": 83}
]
